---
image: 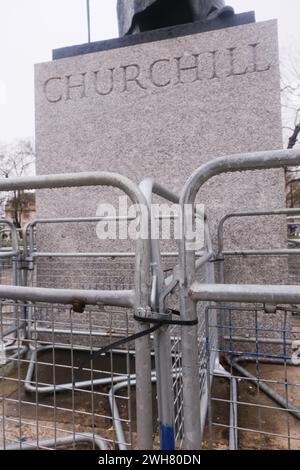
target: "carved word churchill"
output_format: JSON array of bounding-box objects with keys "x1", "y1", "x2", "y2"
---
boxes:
[{"x1": 44, "y1": 43, "x2": 271, "y2": 103}]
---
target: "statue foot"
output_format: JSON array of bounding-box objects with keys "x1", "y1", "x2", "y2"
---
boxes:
[{"x1": 206, "y1": 6, "x2": 235, "y2": 21}]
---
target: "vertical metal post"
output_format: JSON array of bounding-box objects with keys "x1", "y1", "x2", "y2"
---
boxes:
[
  {"x1": 134, "y1": 237, "x2": 153, "y2": 450},
  {"x1": 132, "y1": 183, "x2": 153, "y2": 450},
  {"x1": 179, "y1": 212, "x2": 202, "y2": 450},
  {"x1": 86, "y1": 0, "x2": 91, "y2": 43},
  {"x1": 139, "y1": 178, "x2": 175, "y2": 450},
  {"x1": 154, "y1": 328, "x2": 174, "y2": 449}
]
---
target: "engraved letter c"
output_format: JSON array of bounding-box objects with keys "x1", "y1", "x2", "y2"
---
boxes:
[
  {"x1": 44, "y1": 77, "x2": 62, "y2": 103},
  {"x1": 150, "y1": 59, "x2": 171, "y2": 88}
]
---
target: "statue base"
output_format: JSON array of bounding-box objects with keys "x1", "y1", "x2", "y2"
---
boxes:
[
  {"x1": 53, "y1": 11, "x2": 255, "y2": 60},
  {"x1": 36, "y1": 17, "x2": 287, "y2": 354}
]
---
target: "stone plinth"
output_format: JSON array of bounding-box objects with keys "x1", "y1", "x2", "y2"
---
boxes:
[{"x1": 35, "y1": 18, "x2": 287, "y2": 349}]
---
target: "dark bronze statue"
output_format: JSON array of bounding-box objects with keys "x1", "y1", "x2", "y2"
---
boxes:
[{"x1": 117, "y1": 0, "x2": 234, "y2": 36}]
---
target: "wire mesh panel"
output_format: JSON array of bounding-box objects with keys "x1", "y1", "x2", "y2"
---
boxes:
[
  {"x1": 288, "y1": 251, "x2": 300, "y2": 286},
  {"x1": 0, "y1": 222, "x2": 20, "y2": 288},
  {"x1": 25, "y1": 219, "x2": 137, "y2": 292},
  {"x1": 204, "y1": 304, "x2": 300, "y2": 450},
  {"x1": 288, "y1": 214, "x2": 300, "y2": 286},
  {"x1": 0, "y1": 301, "x2": 157, "y2": 450},
  {"x1": 167, "y1": 247, "x2": 216, "y2": 449},
  {"x1": 169, "y1": 324, "x2": 184, "y2": 449},
  {"x1": 0, "y1": 257, "x2": 16, "y2": 286}
]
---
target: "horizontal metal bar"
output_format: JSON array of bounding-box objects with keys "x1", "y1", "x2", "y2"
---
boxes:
[
  {"x1": 26, "y1": 214, "x2": 174, "y2": 228},
  {"x1": 223, "y1": 208, "x2": 300, "y2": 220},
  {"x1": 28, "y1": 216, "x2": 135, "y2": 226},
  {"x1": 0, "y1": 172, "x2": 142, "y2": 197},
  {"x1": 30, "y1": 251, "x2": 183, "y2": 259},
  {"x1": 24, "y1": 374, "x2": 129, "y2": 394},
  {"x1": 3, "y1": 433, "x2": 108, "y2": 450},
  {"x1": 0, "y1": 285, "x2": 134, "y2": 308},
  {"x1": 31, "y1": 327, "x2": 127, "y2": 338},
  {"x1": 0, "y1": 251, "x2": 19, "y2": 258},
  {"x1": 189, "y1": 283, "x2": 300, "y2": 304},
  {"x1": 223, "y1": 249, "x2": 300, "y2": 256},
  {"x1": 223, "y1": 335, "x2": 293, "y2": 345},
  {"x1": 31, "y1": 252, "x2": 136, "y2": 258}
]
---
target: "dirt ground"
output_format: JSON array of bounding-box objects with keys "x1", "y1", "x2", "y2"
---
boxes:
[
  {"x1": 1, "y1": 316, "x2": 300, "y2": 450},
  {"x1": 2, "y1": 356, "x2": 300, "y2": 450},
  {"x1": 203, "y1": 358, "x2": 300, "y2": 450},
  {"x1": 0, "y1": 350, "x2": 158, "y2": 450}
]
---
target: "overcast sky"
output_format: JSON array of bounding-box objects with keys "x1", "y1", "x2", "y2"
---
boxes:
[{"x1": 0, "y1": 0, "x2": 299, "y2": 142}]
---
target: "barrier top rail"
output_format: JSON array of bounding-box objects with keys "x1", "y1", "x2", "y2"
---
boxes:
[
  {"x1": 180, "y1": 149, "x2": 300, "y2": 207},
  {"x1": 217, "y1": 208, "x2": 300, "y2": 259},
  {"x1": 189, "y1": 282, "x2": 300, "y2": 304},
  {"x1": 0, "y1": 171, "x2": 151, "y2": 305},
  {"x1": 0, "y1": 284, "x2": 134, "y2": 309},
  {"x1": 179, "y1": 149, "x2": 300, "y2": 290},
  {"x1": 179, "y1": 149, "x2": 300, "y2": 304}
]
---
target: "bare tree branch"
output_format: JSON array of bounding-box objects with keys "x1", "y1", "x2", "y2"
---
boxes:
[
  {"x1": 288, "y1": 124, "x2": 300, "y2": 149},
  {"x1": 0, "y1": 139, "x2": 35, "y2": 229}
]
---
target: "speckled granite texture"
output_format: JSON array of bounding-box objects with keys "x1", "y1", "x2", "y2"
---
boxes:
[{"x1": 34, "y1": 20, "x2": 287, "y2": 348}]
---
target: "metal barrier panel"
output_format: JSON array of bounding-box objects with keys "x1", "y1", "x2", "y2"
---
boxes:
[
  {"x1": 26, "y1": 222, "x2": 136, "y2": 345},
  {"x1": 1, "y1": 197, "x2": 188, "y2": 449},
  {"x1": 217, "y1": 210, "x2": 300, "y2": 356},
  {"x1": 25, "y1": 218, "x2": 137, "y2": 290},
  {"x1": 178, "y1": 150, "x2": 300, "y2": 449},
  {"x1": 0, "y1": 222, "x2": 23, "y2": 361},
  {"x1": 0, "y1": 300, "x2": 158, "y2": 450},
  {"x1": 169, "y1": 324, "x2": 184, "y2": 449},
  {"x1": 204, "y1": 304, "x2": 300, "y2": 450},
  {"x1": 0, "y1": 171, "x2": 155, "y2": 450}
]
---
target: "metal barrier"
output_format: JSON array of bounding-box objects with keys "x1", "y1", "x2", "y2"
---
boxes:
[
  {"x1": 1, "y1": 299, "x2": 139, "y2": 450},
  {"x1": 189, "y1": 283, "x2": 300, "y2": 450},
  {"x1": 0, "y1": 220, "x2": 27, "y2": 368},
  {"x1": 0, "y1": 172, "x2": 192, "y2": 450},
  {"x1": 216, "y1": 208, "x2": 300, "y2": 285},
  {"x1": 0, "y1": 171, "x2": 154, "y2": 450},
  {"x1": 215, "y1": 207, "x2": 300, "y2": 360},
  {"x1": 178, "y1": 149, "x2": 300, "y2": 449},
  {"x1": 1, "y1": 149, "x2": 300, "y2": 450}
]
